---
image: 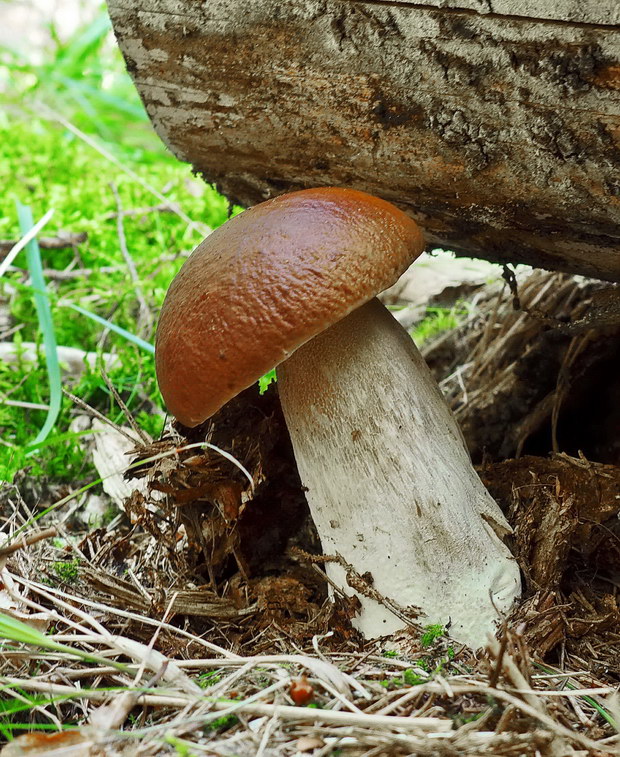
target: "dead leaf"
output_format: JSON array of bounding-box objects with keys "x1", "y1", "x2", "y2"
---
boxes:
[
  {"x1": 296, "y1": 735, "x2": 324, "y2": 752},
  {"x1": 1, "y1": 731, "x2": 92, "y2": 756}
]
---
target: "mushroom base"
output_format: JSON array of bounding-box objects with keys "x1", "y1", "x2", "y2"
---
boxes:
[{"x1": 277, "y1": 298, "x2": 521, "y2": 648}]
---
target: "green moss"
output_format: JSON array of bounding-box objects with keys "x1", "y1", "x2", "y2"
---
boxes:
[
  {"x1": 420, "y1": 623, "x2": 446, "y2": 648},
  {"x1": 52, "y1": 558, "x2": 80, "y2": 584},
  {"x1": 0, "y1": 119, "x2": 239, "y2": 483},
  {"x1": 196, "y1": 671, "x2": 222, "y2": 689},
  {"x1": 411, "y1": 305, "x2": 469, "y2": 346},
  {"x1": 203, "y1": 714, "x2": 239, "y2": 733}
]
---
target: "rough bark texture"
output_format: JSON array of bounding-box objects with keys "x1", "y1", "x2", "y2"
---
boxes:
[{"x1": 108, "y1": 1, "x2": 620, "y2": 280}]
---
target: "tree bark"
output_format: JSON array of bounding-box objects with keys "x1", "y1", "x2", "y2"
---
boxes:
[{"x1": 109, "y1": 0, "x2": 620, "y2": 279}]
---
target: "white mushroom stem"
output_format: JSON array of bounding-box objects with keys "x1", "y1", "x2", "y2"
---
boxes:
[{"x1": 277, "y1": 298, "x2": 521, "y2": 648}]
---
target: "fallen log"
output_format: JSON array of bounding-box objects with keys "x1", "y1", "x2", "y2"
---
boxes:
[{"x1": 109, "y1": 0, "x2": 620, "y2": 279}]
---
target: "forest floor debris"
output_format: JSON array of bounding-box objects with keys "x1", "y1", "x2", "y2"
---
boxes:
[{"x1": 2, "y1": 269, "x2": 620, "y2": 753}]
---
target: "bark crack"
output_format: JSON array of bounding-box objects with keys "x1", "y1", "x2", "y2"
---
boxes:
[{"x1": 342, "y1": 0, "x2": 620, "y2": 31}]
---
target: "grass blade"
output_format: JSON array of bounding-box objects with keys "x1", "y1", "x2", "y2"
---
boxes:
[
  {"x1": 0, "y1": 614, "x2": 128, "y2": 672},
  {"x1": 63, "y1": 302, "x2": 155, "y2": 354},
  {"x1": 16, "y1": 203, "x2": 62, "y2": 450},
  {"x1": 0, "y1": 208, "x2": 54, "y2": 278}
]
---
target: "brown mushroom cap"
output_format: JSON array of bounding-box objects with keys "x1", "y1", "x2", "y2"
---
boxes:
[{"x1": 155, "y1": 187, "x2": 425, "y2": 427}]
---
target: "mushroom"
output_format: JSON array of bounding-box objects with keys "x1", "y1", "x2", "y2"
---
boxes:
[{"x1": 155, "y1": 187, "x2": 521, "y2": 648}]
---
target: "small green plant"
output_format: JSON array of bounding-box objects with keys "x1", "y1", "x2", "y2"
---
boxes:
[
  {"x1": 379, "y1": 666, "x2": 428, "y2": 689},
  {"x1": 417, "y1": 657, "x2": 430, "y2": 672},
  {"x1": 52, "y1": 558, "x2": 80, "y2": 584},
  {"x1": 258, "y1": 368, "x2": 277, "y2": 394},
  {"x1": 196, "y1": 671, "x2": 222, "y2": 688},
  {"x1": 420, "y1": 623, "x2": 446, "y2": 648},
  {"x1": 402, "y1": 668, "x2": 428, "y2": 686},
  {"x1": 377, "y1": 628, "x2": 456, "y2": 690},
  {"x1": 381, "y1": 649, "x2": 398, "y2": 658},
  {"x1": 164, "y1": 736, "x2": 198, "y2": 757},
  {"x1": 411, "y1": 305, "x2": 469, "y2": 345},
  {"x1": 203, "y1": 714, "x2": 238, "y2": 733}
]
